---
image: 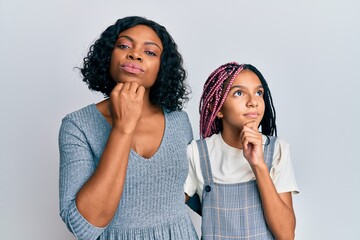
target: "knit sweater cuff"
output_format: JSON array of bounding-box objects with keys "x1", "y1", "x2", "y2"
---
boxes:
[{"x1": 66, "y1": 201, "x2": 106, "y2": 240}]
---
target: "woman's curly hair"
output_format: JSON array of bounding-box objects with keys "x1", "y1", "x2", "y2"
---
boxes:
[{"x1": 80, "y1": 16, "x2": 189, "y2": 111}]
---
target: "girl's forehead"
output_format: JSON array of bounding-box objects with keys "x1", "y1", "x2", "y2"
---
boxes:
[{"x1": 232, "y1": 70, "x2": 261, "y2": 86}]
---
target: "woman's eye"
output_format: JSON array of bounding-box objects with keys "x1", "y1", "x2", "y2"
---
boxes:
[
  {"x1": 145, "y1": 51, "x2": 156, "y2": 56},
  {"x1": 234, "y1": 91, "x2": 243, "y2": 97},
  {"x1": 256, "y1": 90, "x2": 263, "y2": 96},
  {"x1": 117, "y1": 44, "x2": 130, "y2": 49}
]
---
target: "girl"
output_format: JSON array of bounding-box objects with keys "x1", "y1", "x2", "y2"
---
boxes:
[
  {"x1": 59, "y1": 16, "x2": 198, "y2": 240},
  {"x1": 185, "y1": 62, "x2": 299, "y2": 239}
]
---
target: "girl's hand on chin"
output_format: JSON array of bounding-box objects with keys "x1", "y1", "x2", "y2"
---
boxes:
[{"x1": 240, "y1": 121, "x2": 264, "y2": 166}]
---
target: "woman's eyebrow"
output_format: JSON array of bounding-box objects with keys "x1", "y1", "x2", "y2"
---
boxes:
[
  {"x1": 117, "y1": 35, "x2": 162, "y2": 51},
  {"x1": 118, "y1": 35, "x2": 134, "y2": 42}
]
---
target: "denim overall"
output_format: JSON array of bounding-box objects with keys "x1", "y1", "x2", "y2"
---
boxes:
[{"x1": 197, "y1": 136, "x2": 276, "y2": 240}]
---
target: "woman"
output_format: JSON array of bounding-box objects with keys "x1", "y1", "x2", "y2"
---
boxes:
[{"x1": 59, "y1": 16, "x2": 198, "y2": 240}]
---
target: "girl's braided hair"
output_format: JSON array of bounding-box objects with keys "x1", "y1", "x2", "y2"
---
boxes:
[{"x1": 199, "y1": 62, "x2": 277, "y2": 138}]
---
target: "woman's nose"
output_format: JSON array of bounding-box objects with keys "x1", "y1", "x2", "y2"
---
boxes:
[{"x1": 127, "y1": 52, "x2": 142, "y2": 62}]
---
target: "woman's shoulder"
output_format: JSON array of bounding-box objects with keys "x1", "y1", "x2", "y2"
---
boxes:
[
  {"x1": 164, "y1": 109, "x2": 193, "y2": 142},
  {"x1": 60, "y1": 103, "x2": 105, "y2": 133},
  {"x1": 62, "y1": 104, "x2": 97, "y2": 122},
  {"x1": 165, "y1": 109, "x2": 191, "y2": 126},
  {"x1": 165, "y1": 109, "x2": 189, "y2": 118}
]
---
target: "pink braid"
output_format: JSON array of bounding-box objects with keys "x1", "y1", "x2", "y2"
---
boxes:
[{"x1": 200, "y1": 62, "x2": 244, "y2": 138}]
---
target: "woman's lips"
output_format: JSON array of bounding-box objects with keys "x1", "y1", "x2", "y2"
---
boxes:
[{"x1": 120, "y1": 63, "x2": 144, "y2": 74}]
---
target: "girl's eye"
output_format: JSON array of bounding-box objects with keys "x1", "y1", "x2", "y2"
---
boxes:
[
  {"x1": 234, "y1": 90, "x2": 243, "y2": 97},
  {"x1": 256, "y1": 90, "x2": 263, "y2": 96},
  {"x1": 145, "y1": 50, "x2": 156, "y2": 56}
]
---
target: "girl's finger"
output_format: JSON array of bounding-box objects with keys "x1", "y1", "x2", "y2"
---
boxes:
[{"x1": 244, "y1": 121, "x2": 257, "y2": 130}]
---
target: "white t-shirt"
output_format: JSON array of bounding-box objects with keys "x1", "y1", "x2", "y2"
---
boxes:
[{"x1": 184, "y1": 133, "x2": 299, "y2": 201}]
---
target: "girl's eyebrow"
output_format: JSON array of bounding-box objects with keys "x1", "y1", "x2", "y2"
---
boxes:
[
  {"x1": 117, "y1": 35, "x2": 162, "y2": 51},
  {"x1": 230, "y1": 84, "x2": 263, "y2": 90}
]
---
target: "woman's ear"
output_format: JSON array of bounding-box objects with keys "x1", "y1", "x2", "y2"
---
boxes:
[{"x1": 216, "y1": 111, "x2": 223, "y2": 119}]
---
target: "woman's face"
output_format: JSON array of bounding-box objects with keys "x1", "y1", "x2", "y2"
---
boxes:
[
  {"x1": 218, "y1": 69, "x2": 265, "y2": 132},
  {"x1": 109, "y1": 25, "x2": 163, "y2": 88}
]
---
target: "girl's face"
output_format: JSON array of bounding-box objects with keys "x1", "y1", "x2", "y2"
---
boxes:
[
  {"x1": 218, "y1": 69, "x2": 265, "y2": 132},
  {"x1": 109, "y1": 25, "x2": 163, "y2": 88}
]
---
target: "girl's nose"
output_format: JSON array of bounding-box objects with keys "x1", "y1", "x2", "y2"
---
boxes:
[{"x1": 247, "y1": 96, "x2": 258, "y2": 108}]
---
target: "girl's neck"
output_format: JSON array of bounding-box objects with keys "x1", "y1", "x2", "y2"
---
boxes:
[{"x1": 220, "y1": 127, "x2": 243, "y2": 150}]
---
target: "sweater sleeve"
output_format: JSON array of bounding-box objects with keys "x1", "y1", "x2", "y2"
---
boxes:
[
  {"x1": 58, "y1": 116, "x2": 106, "y2": 240},
  {"x1": 184, "y1": 141, "x2": 198, "y2": 197},
  {"x1": 181, "y1": 110, "x2": 194, "y2": 144}
]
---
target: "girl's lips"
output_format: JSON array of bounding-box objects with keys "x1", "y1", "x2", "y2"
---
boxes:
[{"x1": 244, "y1": 113, "x2": 259, "y2": 119}]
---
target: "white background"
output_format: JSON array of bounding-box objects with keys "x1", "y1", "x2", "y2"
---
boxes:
[{"x1": 1, "y1": 0, "x2": 359, "y2": 239}]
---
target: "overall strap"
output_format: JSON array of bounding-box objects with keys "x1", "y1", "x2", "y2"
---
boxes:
[
  {"x1": 263, "y1": 135, "x2": 277, "y2": 171},
  {"x1": 196, "y1": 139, "x2": 213, "y2": 185}
]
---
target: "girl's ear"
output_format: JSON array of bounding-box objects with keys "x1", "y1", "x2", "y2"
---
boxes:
[{"x1": 216, "y1": 111, "x2": 223, "y2": 119}]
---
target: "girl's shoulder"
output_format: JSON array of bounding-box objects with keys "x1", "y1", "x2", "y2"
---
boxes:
[
  {"x1": 188, "y1": 133, "x2": 221, "y2": 154},
  {"x1": 264, "y1": 135, "x2": 290, "y2": 148}
]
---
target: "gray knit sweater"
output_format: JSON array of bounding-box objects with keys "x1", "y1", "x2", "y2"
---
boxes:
[{"x1": 59, "y1": 104, "x2": 198, "y2": 240}]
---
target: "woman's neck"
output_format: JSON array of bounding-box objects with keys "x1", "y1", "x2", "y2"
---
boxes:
[{"x1": 96, "y1": 93, "x2": 162, "y2": 126}]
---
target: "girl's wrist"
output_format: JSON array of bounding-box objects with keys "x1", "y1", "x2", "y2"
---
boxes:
[{"x1": 251, "y1": 161, "x2": 268, "y2": 175}]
